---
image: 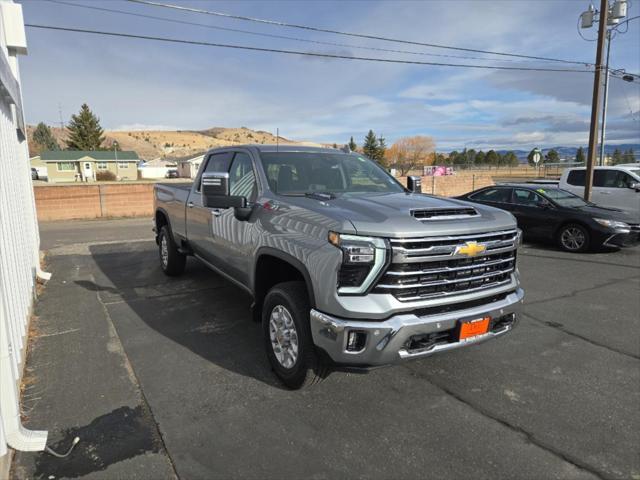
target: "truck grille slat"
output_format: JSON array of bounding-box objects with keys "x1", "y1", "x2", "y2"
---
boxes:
[{"x1": 375, "y1": 229, "x2": 519, "y2": 302}]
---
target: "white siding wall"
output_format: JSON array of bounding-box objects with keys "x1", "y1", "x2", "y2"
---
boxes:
[{"x1": 0, "y1": 0, "x2": 48, "y2": 460}]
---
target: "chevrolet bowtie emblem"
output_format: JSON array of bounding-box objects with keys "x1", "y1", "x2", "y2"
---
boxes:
[{"x1": 455, "y1": 241, "x2": 486, "y2": 257}]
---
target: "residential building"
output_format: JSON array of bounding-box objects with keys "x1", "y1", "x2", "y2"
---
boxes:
[
  {"x1": 177, "y1": 154, "x2": 204, "y2": 178},
  {"x1": 41, "y1": 150, "x2": 139, "y2": 182},
  {"x1": 138, "y1": 158, "x2": 178, "y2": 179}
]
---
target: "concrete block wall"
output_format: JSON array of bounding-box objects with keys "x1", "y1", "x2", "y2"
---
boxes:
[{"x1": 397, "y1": 173, "x2": 494, "y2": 197}]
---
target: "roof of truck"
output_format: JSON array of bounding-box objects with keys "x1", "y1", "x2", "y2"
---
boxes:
[{"x1": 207, "y1": 144, "x2": 351, "y2": 154}]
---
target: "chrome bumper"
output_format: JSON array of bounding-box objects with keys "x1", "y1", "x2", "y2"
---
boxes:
[{"x1": 310, "y1": 288, "x2": 524, "y2": 366}]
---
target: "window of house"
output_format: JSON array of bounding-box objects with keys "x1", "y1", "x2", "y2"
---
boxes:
[
  {"x1": 117, "y1": 162, "x2": 129, "y2": 169},
  {"x1": 56, "y1": 162, "x2": 76, "y2": 171},
  {"x1": 97, "y1": 162, "x2": 108, "y2": 170}
]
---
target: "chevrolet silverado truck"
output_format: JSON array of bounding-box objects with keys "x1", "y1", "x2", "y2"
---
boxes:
[{"x1": 154, "y1": 146, "x2": 524, "y2": 389}]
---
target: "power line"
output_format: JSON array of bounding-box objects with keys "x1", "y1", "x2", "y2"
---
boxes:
[
  {"x1": 126, "y1": 0, "x2": 596, "y2": 68},
  {"x1": 47, "y1": 0, "x2": 571, "y2": 65},
  {"x1": 25, "y1": 23, "x2": 595, "y2": 73}
]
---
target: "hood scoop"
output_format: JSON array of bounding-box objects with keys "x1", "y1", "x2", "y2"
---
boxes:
[{"x1": 411, "y1": 207, "x2": 478, "y2": 221}]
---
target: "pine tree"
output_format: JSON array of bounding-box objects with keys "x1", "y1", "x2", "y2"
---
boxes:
[
  {"x1": 66, "y1": 103, "x2": 105, "y2": 150},
  {"x1": 575, "y1": 146, "x2": 585, "y2": 163},
  {"x1": 545, "y1": 149, "x2": 559, "y2": 163},
  {"x1": 612, "y1": 148, "x2": 623, "y2": 164},
  {"x1": 622, "y1": 148, "x2": 635, "y2": 163},
  {"x1": 348, "y1": 136, "x2": 357, "y2": 152},
  {"x1": 376, "y1": 135, "x2": 387, "y2": 163},
  {"x1": 32, "y1": 122, "x2": 59, "y2": 151},
  {"x1": 362, "y1": 130, "x2": 378, "y2": 160}
]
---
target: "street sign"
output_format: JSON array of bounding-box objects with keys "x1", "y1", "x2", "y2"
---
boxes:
[{"x1": 532, "y1": 148, "x2": 541, "y2": 165}]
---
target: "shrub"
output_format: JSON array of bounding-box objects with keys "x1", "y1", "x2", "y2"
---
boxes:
[{"x1": 96, "y1": 170, "x2": 116, "y2": 181}]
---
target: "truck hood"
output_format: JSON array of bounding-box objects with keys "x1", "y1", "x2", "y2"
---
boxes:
[{"x1": 281, "y1": 192, "x2": 517, "y2": 237}]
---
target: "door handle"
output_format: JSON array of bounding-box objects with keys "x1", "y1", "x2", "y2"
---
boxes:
[
  {"x1": 187, "y1": 201, "x2": 195, "y2": 208},
  {"x1": 211, "y1": 208, "x2": 222, "y2": 217}
]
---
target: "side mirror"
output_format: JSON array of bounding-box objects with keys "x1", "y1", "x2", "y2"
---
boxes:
[
  {"x1": 629, "y1": 182, "x2": 640, "y2": 191},
  {"x1": 407, "y1": 175, "x2": 422, "y2": 193},
  {"x1": 201, "y1": 172, "x2": 247, "y2": 209}
]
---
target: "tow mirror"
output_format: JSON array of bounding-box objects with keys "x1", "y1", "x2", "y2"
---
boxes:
[
  {"x1": 201, "y1": 172, "x2": 247, "y2": 209},
  {"x1": 407, "y1": 175, "x2": 422, "y2": 193}
]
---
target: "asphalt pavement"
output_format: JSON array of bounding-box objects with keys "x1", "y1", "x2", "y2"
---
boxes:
[{"x1": 11, "y1": 218, "x2": 640, "y2": 480}]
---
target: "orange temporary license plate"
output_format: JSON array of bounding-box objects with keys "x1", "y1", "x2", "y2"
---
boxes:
[{"x1": 459, "y1": 316, "x2": 491, "y2": 340}]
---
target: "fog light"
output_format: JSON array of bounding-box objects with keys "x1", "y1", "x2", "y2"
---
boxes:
[{"x1": 346, "y1": 330, "x2": 367, "y2": 352}]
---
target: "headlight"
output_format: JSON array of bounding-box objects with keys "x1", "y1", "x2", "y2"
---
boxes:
[
  {"x1": 329, "y1": 231, "x2": 388, "y2": 295},
  {"x1": 593, "y1": 218, "x2": 630, "y2": 230}
]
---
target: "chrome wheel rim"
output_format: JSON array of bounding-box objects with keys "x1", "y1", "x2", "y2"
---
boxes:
[
  {"x1": 160, "y1": 235, "x2": 169, "y2": 268},
  {"x1": 561, "y1": 227, "x2": 585, "y2": 251},
  {"x1": 269, "y1": 305, "x2": 299, "y2": 369}
]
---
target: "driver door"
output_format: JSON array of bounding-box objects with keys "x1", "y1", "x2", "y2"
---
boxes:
[
  {"x1": 510, "y1": 189, "x2": 557, "y2": 239},
  {"x1": 208, "y1": 151, "x2": 259, "y2": 285}
]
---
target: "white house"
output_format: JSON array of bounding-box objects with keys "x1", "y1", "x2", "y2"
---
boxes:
[
  {"x1": 177, "y1": 154, "x2": 204, "y2": 178},
  {"x1": 137, "y1": 158, "x2": 177, "y2": 179}
]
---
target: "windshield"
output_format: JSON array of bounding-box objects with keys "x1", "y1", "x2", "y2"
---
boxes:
[
  {"x1": 628, "y1": 169, "x2": 640, "y2": 178},
  {"x1": 536, "y1": 187, "x2": 589, "y2": 207},
  {"x1": 260, "y1": 152, "x2": 404, "y2": 195}
]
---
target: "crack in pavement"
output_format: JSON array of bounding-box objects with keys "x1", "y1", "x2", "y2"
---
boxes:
[
  {"x1": 403, "y1": 365, "x2": 605, "y2": 480},
  {"x1": 93, "y1": 273, "x2": 181, "y2": 480},
  {"x1": 524, "y1": 275, "x2": 640, "y2": 307},
  {"x1": 523, "y1": 312, "x2": 640, "y2": 360}
]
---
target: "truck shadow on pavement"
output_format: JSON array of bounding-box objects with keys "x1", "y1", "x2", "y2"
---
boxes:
[{"x1": 85, "y1": 241, "x2": 286, "y2": 389}]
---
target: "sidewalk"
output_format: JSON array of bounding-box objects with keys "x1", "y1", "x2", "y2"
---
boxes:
[{"x1": 11, "y1": 243, "x2": 175, "y2": 479}]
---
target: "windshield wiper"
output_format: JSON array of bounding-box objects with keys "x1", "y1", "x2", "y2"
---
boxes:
[{"x1": 304, "y1": 191, "x2": 336, "y2": 200}]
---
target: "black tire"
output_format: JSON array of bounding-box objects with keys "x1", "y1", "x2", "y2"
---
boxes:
[
  {"x1": 158, "y1": 225, "x2": 186, "y2": 276},
  {"x1": 262, "y1": 281, "x2": 328, "y2": 389},
  {"x1": 557, "y1": 223, "x2": 591, "y2": 252}
]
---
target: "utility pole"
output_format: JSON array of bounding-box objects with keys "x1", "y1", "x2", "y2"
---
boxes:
[
  {"x1": 57, "y1": 103, "x2": 64, "y2": 131},
  {"x1": 584, "y1": 0, "x2": 608, "y2": 201},
  {"x1": 599, "y1": 29, "x2": 612, "y2": 166}
]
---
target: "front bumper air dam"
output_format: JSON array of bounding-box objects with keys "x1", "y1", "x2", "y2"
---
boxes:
[{"x1": 310, "y1": 288, "x2": 524, "y2": 366}]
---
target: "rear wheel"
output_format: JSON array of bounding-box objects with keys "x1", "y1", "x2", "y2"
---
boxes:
[
  {"x1": 558, "y1": 223, "x2": 590, "y2": 252},
  {"x1": 262, "y1": 281, "x2": 327, "y2": 389},
  {"x1": 158, "y1": 225, "x2": 186, "y2": 276}
]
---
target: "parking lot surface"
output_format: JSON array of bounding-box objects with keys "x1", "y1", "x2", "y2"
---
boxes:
[{"x1": 13, "y1": 218, "x2": 640, "y2": 479}]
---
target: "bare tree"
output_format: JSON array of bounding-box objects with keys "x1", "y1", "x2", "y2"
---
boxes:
[{"x1": 385, "y1": 136, "x2": 435, "y2": 176}]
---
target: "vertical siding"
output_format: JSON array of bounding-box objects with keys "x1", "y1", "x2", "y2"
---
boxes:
[{"x1": 0, "y1": 0, "x2": 48, "y2": 459}]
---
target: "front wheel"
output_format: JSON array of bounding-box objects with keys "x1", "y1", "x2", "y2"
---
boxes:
[
  {"x1": 262, "y1": 281, "x2": 328, "y2": 389},
  {"x1": 558, "y1": 223, "x2": 590, "y2": 252},
  {"x1": 158, "y1": 225, "x2": 186, "y2": 276}
]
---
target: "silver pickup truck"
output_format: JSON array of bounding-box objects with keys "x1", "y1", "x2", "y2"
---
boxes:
[{"x1": 154, "y1": 145, "x2": 524, "y2": 388}]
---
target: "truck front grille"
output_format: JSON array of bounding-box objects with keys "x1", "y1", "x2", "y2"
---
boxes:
[{"x1": 373, "y1": 229, "x2": 519, "y2": 302}]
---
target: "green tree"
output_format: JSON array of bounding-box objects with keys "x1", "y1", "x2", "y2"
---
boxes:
[
  {"x1": 332, "y1": 143, "x2": 338, "y2": 149},
  {"x1": 376, "y1": 135, "x2": 387, "y2": 164},
  {"x1": 348, "y1": 136, "x2": 357, "y2": 152},
  {"x1": 503, "y1": 151, "x2": 519, "y2": 166},
  {"x1": 32, "y1": 122, "x2": 59, "y2": 151},
  {"x1": 485, "y1": 150, "x2": 499, "y2": 166},
  {"x1": 66, "y1": 103, "x2": 105, "y2": 150},
  {"x1": 475, "y1": 150, "x2": 486, "y2": 165},
  {"x1": 545, "y1": 149, "x2": 559, "y2": 163},
  {"x1": 611, "y1": 148, "x2": 623, "y2": 164},
  {"x1": 622, "y1": 148, "x2": 635, "y2": 163},
  {"x1": 362, "y1": 130, "x2": 379, "y2": 160},
  {"x1": 575, "y1": 146, "x2": 585, "y2": 163}
]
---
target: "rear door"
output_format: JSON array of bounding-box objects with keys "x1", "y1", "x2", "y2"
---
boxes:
[
  {"x1": 467, "y1": 187, "x2": 513, "y2": 211},
  {"x1": 186, "y1": 151, "x2": 234, "y2": 264}
]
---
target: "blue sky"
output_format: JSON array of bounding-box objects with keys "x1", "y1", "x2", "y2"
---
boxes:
[{"x1": 17, "y1": 0, "x2": 640, "y2": 150}]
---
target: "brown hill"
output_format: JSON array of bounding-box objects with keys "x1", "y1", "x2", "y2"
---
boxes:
[{"x1": 28, "y1": 125, "x2": 322, "y2": 160}]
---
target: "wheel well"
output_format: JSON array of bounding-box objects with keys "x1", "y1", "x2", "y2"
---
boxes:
[
  {"x1": 555, "y1": 220, "x2": 590, "y2": 238},
  {"x1": 253, "y1": 254, "x2": 314, "y2": 322},
  {"x1": 155, "y1": 210, "x2": 169, "y2": 232}
]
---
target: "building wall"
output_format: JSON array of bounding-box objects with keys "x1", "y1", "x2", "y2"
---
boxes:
[
  {"x1": 397, "y1": 172, "x2": 494, "y2": 196},
  {"x1": 46, "y1": 160, "x2": 138, "y2": 182},
  {"x1": 34, "y1": 183, "x2": 155, "y2": 221},
  {"x1": 45, "y1": 161, "x2": 80, "y2": 182}
]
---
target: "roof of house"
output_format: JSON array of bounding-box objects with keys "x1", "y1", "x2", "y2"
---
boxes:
[
  {"x1": 178, "y1": 154, "x2": 205, "y2": 164},
  {"x1": 41, "y1": 150, "x2": 139, "y2": 161}
]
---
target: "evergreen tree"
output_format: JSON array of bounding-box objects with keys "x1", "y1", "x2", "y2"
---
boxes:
[
  {"x1": 332, "y1": 143, "x2": 338, "y2": 149},
  {"x1": 503, "y1": 151, "x2": 519, "y2": 166},
  {"x1": 376, "y1": 135, "x2": 387, "y2": 163},
  {"x1": 348, "y1": 136, "x2": 357, "y2": 152},
  {"x1": 32, "y1": 122, "x2": 59, "y2": 151},
  {"x1": 66, "y1": 103, "x2": 105, "y2": 150},
  {"x1": 362, "y1": 130, "x2": 378, "y2": 160},
  {"x1": 622, "y1": 148, "x2": 635, "y2": 163},
  {"x1": 485, "y1": 150, "x2": 499, "y2": 166},
  {"x1": 575, "y1": 146, "x2": 585, "y2": 163},
  {"x1": 475, "y1": 150, "x2": 486, "y2": 165},
  {"x1": 611, "y1": 148, "x2": 623, "y2": 164},
  {"x1": 545, "y1": 149, "x2": 559, "y2": 163}
]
